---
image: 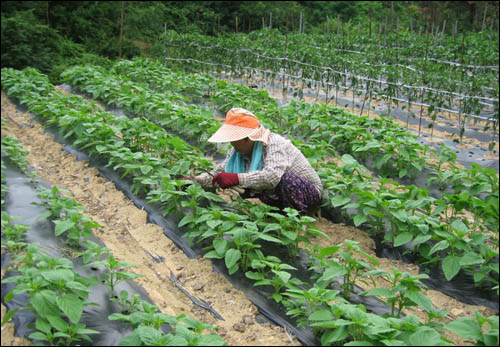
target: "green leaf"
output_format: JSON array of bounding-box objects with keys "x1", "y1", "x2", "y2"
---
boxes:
[
  {"x1": 262, "y1": 223, "x2": 280, "y2": 233},
  {"x1": 1, "y1": 308, "x2": 21, "y2": 327},
  {"x1": 30, "y1": 290, "x2": 62, "y2": 319},
  {"x1": 321, "y1": 325, "x2": 349, "y2": 345},
  {"x1": 56, "y1": 294, "x2": 83, "y2": 324},
  {"x1": 442, "y1": 255, "x2": 461, "y2": 281},
  {"x1": 276, "y1": 271, "x2": 291, "y2": 283},
  {"x1": 140, "y1": 165, "x2": 152, "y2": 175},
  {"x1": 213, "y1": 238, "x2": 229, "y2": 257},
  {"x1": 204, "y1": 250, "x2": 223, "y2": 259},
  {"x1": 28, "y1": 332, "x2": 49, "y2": 341},
  {"x1": 409, "y1": 327, "x2": 442, "y2": 346},
  {"x1": 258, "y1": 233, "x2": 284, "y2": 243},
  {"x1": 394, "y1": 232, "x2": 413, "y2": 247},
  {"x1": 35, "y1": 317, "x2": 52, "y2": 334},
  {"x1": 331, "y1": 195, "x2": 351, "y2": 207},
  {"x1": 197, "y1": 334, "x2": 227, "y2": 346},
  {"x1": 353, "y1": 214, "x2": 368, "y2": 227},
  {"x1": 379, "y1": 340, "x2": 406, "y2": 346},
  {"x1": 245, "y1": 271, "x2": 264, "y2": 281},
  {"x1": 451, "y1": 219, "x2": 469, "y2": 235},
  {"x1": 282, "y1": 230, "x2": 298, "y2": 241},
  {"x1": 54, "y1": 219, "x2": 75, "y2": 236},
  {"x1": 391, "y1": 210, "x2": 408, "y2": 223},
  {"x1": 460, "y1": 253, "x2": 484, "y2": 266},
  {"x1": 428, "y1": 240, "x2": 449, "y2": 255},
  {"x1": 178, "y1": 215, "x2": 194, "y2": 227},
  {"x1": 308, "y1": 309, "x2": 334, "y2": 321},
  {"x1": 361, "y1": 288, "x2": 392, "y2": 298},
  {"x1": 341, "y1": 154, "x2": 357, "y2": 166},
  {"x1": 446, "y1": 318, "x2": 483, "y2": 341},
  {"x1": 207, "y1": 220, "x2": 223, "y2": 229},
  {"x1": 344, "y1": 341, "x2": 375, "y2": 346},
  {"x1": 405, "y1": 291, "x2": 433, "y2": 312},
  {"x1": 412, "y1": 234, "x2": 431, "y2": 246},
  {"x1": 40, "y1": 269, "x2": 75, "y2": 283},
  {"x1": 319, "y1": 245, "x2": 341, "y2": 258},
  {"x1": 47, "y1": 314, "x2": 69, "y2": 332},
  {"x1": 319, "y1": 263, "x2": 347, "y2": 282},
  {"x1": 225, "y1": 249, "x2": 241, "y2": 270}
]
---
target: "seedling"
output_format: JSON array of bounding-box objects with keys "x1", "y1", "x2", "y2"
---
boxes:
[
  {"x1": 362, "y1": 267, "x2": 432, "y2": 317},
  {"x1": 88, "y1": 252, "x2": 143, "y2": 301}
]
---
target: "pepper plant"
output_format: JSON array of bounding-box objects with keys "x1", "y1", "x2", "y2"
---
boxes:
[{"x1": 362, "y1": 267, "x2": 432, "y2": 318}]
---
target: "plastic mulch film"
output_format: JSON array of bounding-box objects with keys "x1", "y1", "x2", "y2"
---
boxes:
[{"x1": 1, "y1": 161, "x2": 170, "y2": 346}]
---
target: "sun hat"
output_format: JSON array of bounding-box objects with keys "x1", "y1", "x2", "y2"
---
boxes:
[{"x1": 208, "y1": 108, "x2": 271, "y2": 144}]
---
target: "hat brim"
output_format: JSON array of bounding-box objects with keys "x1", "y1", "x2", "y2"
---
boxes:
[{"x1": 207, "y1": 124, "x2": 259, "y2": 143}]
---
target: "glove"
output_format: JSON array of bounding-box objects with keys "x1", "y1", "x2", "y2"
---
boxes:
[{"x1": 212, "y1": 172, "x2": 239, "y2": 189}]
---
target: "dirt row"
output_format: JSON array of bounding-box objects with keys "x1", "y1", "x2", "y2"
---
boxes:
[{"x1": 1, "y1": 91, "x2": 497, "y2": 346}]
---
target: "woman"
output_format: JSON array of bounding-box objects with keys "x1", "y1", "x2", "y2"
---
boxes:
[{"x1": 193, "y1": 108, "x2": 323, "y2": 215}]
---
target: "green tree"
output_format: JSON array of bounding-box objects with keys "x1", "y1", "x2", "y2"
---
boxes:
[{"x1": 1, "y1": 9, "x2": 82, "y2": 72}]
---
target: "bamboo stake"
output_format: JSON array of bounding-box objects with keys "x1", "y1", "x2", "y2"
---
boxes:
[{"x1": 419, "y1": 21, "x2": 430, "y2": 137}]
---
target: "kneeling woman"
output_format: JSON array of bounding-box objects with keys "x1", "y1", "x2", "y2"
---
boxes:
[{"x1": 193, "y1": 108, "x2": 323, "y2": 215}]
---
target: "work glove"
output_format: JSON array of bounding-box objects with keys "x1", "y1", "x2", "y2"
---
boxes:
[{"x1": 212, "y1": 172, "x2": 239, "y2": 189}]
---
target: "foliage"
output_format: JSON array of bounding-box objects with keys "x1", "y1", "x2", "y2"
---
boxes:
[{"x1": 1, "y1": 10, "x2": 82, "y2": 73}]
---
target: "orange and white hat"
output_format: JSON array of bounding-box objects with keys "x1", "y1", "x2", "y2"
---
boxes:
[{"x1": 208, "y1": 108, "x2": 271, "y2": 144}]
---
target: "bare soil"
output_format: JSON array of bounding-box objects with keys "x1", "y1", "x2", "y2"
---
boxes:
[{"x1": 1, "y1": 91, "x2": 497, "y2": 346}]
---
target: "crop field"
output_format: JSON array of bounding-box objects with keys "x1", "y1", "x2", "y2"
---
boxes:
[{"x1": 1, "y1": 30, "x2": 499, "y2": 347}]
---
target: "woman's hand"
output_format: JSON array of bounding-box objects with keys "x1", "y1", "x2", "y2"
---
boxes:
[{"x1": 212, "y1": 172, "x2": 239, "y2": 188}]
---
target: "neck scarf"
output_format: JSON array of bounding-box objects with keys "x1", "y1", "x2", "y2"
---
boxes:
[{"x1": 225, "y1": 141, "x2": 263, "y2": 173}]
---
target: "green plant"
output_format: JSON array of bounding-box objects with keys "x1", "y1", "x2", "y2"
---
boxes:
[
  {"x1": 1, "y1": 247, "x2": 100, "y2": 345},
  {"x1": 1, "y1": 212, "x2": 28, "y2": 254},
  {"x1": 266, "y1": 207, "x2": 327, "y2": 259},
  {"x1": 361, "y1": 267, "x2": 432, "y2": 317},
  {"x1": 311, "y1": 240, "x2": 379, "y2": 300},
  {"x1": 114, "y1": 310, "x2": 227, "y2": 346},
  {"x1": 246, "y1": 258, "x2": 304, "y2": 303},
  {"x1": 283, "y1": 282, "x2": 343, "y2": 330},
  {"x1": 88, "y1": 253, "x2": 143, "y2": 301},
  {"x1": 446, "y1": 311, "x2": 499, "y2": 346}
]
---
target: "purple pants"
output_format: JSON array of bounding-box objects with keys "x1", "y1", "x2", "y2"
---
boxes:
[{"x1": 258, "y1": 172, "x2": 321, "y2": 214}]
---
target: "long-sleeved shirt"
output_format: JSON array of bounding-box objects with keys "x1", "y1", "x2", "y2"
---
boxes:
[{"x1": 197, "y1": 133, "x2": 323, "y2": 195}]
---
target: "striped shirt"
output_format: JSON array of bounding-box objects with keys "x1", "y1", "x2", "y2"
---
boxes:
[{"x1": 197, "y1": 133, "x2": 323, "y2": 195}]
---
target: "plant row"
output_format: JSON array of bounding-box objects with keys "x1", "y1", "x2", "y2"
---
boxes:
[
  {"x1": 161, "y1": 29, "x2": 499, "y2": 133},
  {"x1": 60, "y1": 61, "x2": 498, "y2": 290},
  {"x1": 3, "y1": 67, "x2": 499, "y2": 345},
  {"x1": 110, "y1": 58, "x2": 498, "y2": 193},
  {"x1": 1, "y1": 120, "x2": 227, "y2": 346}
]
